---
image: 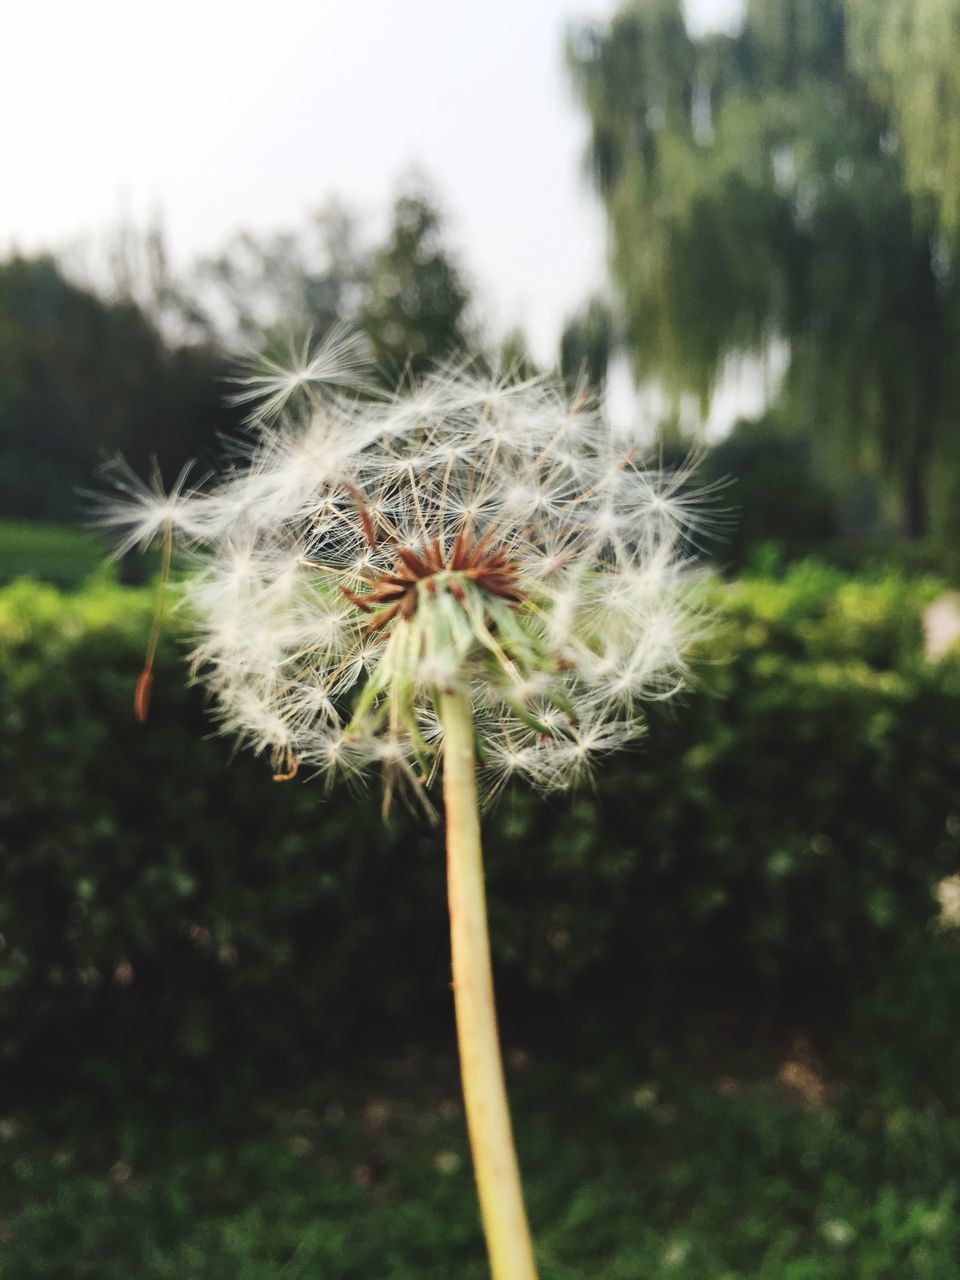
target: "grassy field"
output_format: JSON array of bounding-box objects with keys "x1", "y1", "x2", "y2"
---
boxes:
[
  {"x1": 0, "y1": 521, "x2": 108, "y2": 587},
  {"x1": 3, "y1": 1047, "x2": 958, "y2": 1280}
]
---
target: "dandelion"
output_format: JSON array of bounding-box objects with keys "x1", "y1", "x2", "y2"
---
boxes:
[{"x1": 100, "y1": 329, "x2": 712, "y2": 1280}]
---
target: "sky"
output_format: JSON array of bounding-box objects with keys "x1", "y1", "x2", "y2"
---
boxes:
[{"x1": 3, "y1": 0, "x2": 747, "y2": 415}]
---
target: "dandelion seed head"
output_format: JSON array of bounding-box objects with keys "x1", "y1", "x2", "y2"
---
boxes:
[{"x1": 105, "y1": 335, "x2": 714, "y2": 800}]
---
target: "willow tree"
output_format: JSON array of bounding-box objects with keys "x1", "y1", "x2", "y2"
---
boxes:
[
  {"x1": 848, "y1": 0, "x2": 960, "y2": 237},
  {"x1": 569, "y1": 0, "x2": 960, "y2": 539}
]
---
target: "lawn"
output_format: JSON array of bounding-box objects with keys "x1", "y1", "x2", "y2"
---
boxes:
[
  {"x1": 0, "y1": 522, "x2": 107, "y2": 587},
  {"x1": 3, "y1": 1046, "x2": 958, "y2": 1279}
]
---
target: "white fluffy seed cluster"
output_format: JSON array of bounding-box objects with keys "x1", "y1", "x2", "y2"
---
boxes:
[{"x1": 102, "y1": 331, "x2": 713, "y2": 802}]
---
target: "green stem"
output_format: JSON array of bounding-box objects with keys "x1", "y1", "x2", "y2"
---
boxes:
[{"x1": 439, "y1": 688, "x2": 539, "y2": 1280}]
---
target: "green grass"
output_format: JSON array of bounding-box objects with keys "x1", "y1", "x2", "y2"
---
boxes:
[
  {"x1": 3, "y1": 1051, "x2": 959, "y2": 1279},
  {"x1": 0, "y1": 521, "x2": 107, "y2": 587}
]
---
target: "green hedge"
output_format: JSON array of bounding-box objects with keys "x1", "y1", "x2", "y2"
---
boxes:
[{"x1": 0, "y1": 563, "x2": 958, "y2": 1076}]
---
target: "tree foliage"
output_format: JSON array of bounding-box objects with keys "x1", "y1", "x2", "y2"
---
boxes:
[
  {"x1": 0, "y1": 183, "x2": 478, "y2": 522},
  {"x1": 568, "y1": 0, "x2": 960, "y2": 539},
  {"x1": 358, "y1": 184, "x2": 473, "y2": 379},
  {"x1": 847, "y1": 0, "x2": 960, "y2": 236},
  {"x1": 180, "y1": 201, "x2": 367, "y2": 349},
  {"x1": 0, "y1": 257, "x2": 232, "y2": 521},
  {"x1": 180, "y1": 182, "x2": 474, "y2": 383},
  {"x1": 559, "y1": 296, "x2": 613, "y2": 394}
]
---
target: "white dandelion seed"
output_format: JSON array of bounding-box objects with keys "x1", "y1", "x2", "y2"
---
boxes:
[
  {"x1": 88, "y1": 458, "x2": 204, "y2": 556},
  {"x1": 228, "y1": 324, "x2": 373, "y2": 422}
]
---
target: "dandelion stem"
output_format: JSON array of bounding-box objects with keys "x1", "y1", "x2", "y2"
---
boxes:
[
  {"x1": 134, "y1": 520, "x2": 173, "y2": 723},
  {"x1": 439, "y1": 687, "x2": 539, "y2": 1280}
]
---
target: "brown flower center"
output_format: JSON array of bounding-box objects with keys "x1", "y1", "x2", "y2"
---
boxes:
[{"x1": 342, "y1": 525, "x2": 523, "y2": 635}]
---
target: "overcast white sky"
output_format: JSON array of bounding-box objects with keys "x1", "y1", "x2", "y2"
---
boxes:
[
  {"x1": 7, "y1": 1, "x2": 764, "y2": 441},
  {"x1": 3, "y1": 1, "x2": 744, "y2": 366}
]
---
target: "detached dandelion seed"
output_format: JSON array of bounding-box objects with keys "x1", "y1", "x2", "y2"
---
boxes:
[
  {"x1": 100, "y1": 328, "x2": 714, "y2": 1280},
  {"x1": 228, "y1": 325, "x2": 373, "y2": 422}
]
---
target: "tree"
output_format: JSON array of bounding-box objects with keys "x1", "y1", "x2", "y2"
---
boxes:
[
  {"x1": 568, "y1": 0, "x2": 960, "y2": 539},
  {"x1": 699, "y1": 413, "x2": 838, "y2": 568},
  {"x1": 0, "y1": 256, "x2": 233, "y2": 521},
  {"x1": 177, "y1": 182, "x2": 475, "y2": 383},
  {"x1": 359, "y1": 182, "x2": 473, "y2": 379},
  {"x1": 0, "y1": 180, "x2": 484, "y2": 523},
  {"x1": 847, "y1": 0, "x2": 960, "y2": 237},
  {"x1": 494, "y1": 328, "x2": 541, "y2": 382},
  {"x1": 559, "y1": 297, "x2": 613, "y2": 394},
  {"x1": 184, "y1": 200, "x2": 367, "y2": 349}
]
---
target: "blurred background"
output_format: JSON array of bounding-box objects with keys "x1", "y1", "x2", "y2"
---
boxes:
[{"x1": 4, "y1": 1, "x2": 960, "y2": 1276}]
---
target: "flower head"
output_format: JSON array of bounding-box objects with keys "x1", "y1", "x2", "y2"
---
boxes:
[{"x1": 104, "y1": 330, "x2": 712, "y2": 803}]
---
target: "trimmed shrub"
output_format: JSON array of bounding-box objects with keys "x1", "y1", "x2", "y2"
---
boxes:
[{"x1": 0, "y1": 565, "x2": 958, "y2": 1075}]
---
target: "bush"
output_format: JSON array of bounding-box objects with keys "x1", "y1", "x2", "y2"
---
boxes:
[
  {"x1": 699, "y1": 416, "x2": 838, "y2": 569},
  {"x1": 0, "y1": 565, "x2": 958, "y2": 1077}
]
